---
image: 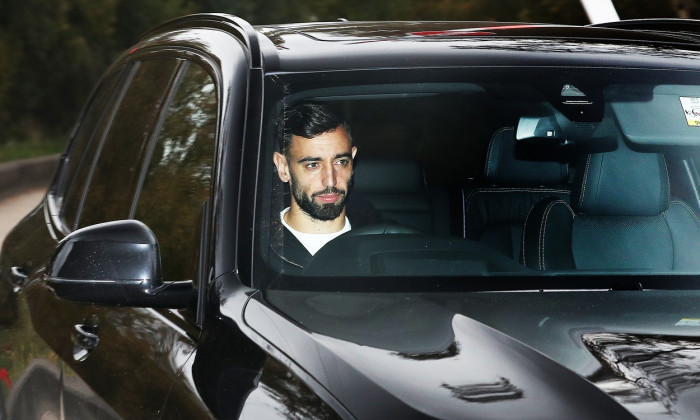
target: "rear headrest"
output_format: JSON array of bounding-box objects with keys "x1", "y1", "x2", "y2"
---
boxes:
[
  {"x1": 353, "y1": 157, "x2": 425, "y2": 193},
  {"x1": 485, "y1": 127, "x2": 569, "y2": 186},
  {"x1": 572, "y1": 141, "x2": 669, "y2": 216}
]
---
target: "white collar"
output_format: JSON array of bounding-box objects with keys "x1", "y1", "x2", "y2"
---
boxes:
[{"x1": 280, "y1": 208, "x2": 351, "y2": 255}]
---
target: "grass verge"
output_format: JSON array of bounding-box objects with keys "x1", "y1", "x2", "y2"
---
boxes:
[{"x1": 0, "y1": 138, "x2": 66, "y2": 163}]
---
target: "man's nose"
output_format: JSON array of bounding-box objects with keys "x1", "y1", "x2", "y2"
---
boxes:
[{"x1": 322, "y1": 164, "x2": 337, "y2": 187}]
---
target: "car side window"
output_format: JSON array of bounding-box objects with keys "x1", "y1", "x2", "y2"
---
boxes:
[
  {"x1": 77, "y1": 58, "x2": 180, "y2": 228},
  {"x1": 133, "y1": 62, "x2": 218, "y2": 283},
  {"x1": 57, "y1": 67, "x2": 126, "y2": 229}
]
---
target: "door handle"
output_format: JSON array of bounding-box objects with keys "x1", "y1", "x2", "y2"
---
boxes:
[
  {"x1": 10, "y1": 266, "x2": 28, "y2": 289},
  {"x1": 72, "y1": 315, "x2": 99, "y2": 362}
]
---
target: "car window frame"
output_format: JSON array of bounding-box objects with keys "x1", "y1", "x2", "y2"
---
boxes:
[
  {"x1": 47, "y1": 64, "x2": 131, "y2": 236},
  {"x1": 131, "y1": 54, "x2": 222, "y2": 326},
  {"x1": 47, "y1": 45, "x2": 226, "y2": 328}
]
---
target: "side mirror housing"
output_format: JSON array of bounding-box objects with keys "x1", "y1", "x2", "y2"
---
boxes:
[{"x1": 47, "y1": 220, "x2": 193, "y2": 308}]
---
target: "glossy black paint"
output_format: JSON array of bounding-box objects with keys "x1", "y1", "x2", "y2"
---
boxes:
[
  {"x1": 46, "y1": 220, "x2": 194, "y2": 307},
  {"x1": 2, "y1": 13, "x2": 700, "y2": 420},
  {"x1": 256, "y1": 21, "x2": 700, "y2": 74},
  {"x1": 250, "y1": 291, "x2": 638, "y2": 419}
]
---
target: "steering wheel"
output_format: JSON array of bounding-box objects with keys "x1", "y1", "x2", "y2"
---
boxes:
[{"x1": 342, "y1": 223, "x2": 423, "y2": 236}]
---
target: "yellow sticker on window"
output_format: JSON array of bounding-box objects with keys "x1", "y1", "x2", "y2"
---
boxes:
[
  {"x1": 680, "y1": 97, "x2": 700, "y2": 127},
  {"x1": 676, "y1": 318, "x2": 700, "y2": 326}
]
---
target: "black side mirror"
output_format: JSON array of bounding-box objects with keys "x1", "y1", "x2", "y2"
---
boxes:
[{"x1": 46, "y1": 220, "x2": 193, "y2": 308}]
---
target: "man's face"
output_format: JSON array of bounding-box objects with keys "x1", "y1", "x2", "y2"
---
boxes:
[{"x1": 274, "y1": 125, "x2": 357, "y2": 222}]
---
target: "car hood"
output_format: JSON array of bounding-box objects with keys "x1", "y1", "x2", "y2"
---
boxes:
[{"x1": 244, "y1": 289, "x2": 700, "y2": 419}]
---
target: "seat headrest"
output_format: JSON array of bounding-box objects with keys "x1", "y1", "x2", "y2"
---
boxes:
[
  {"x1": 572, "y1": 142, "x2": 669, "y2": 216},
  {"x1": 353, "y1": 157, "x2": 425, "y2": 194},
  {"x1": 485, "y1": 127, "x2": 569, "y2": 186}
]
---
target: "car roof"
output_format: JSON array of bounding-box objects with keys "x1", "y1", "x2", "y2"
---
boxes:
[
  {"x1": 260, "y1": 20, "x2": 700, "y2": 73},
  {"x1": 141, "y1": 14, "x2": 700, "y2": 73},
  {"x1": 256, "y1": 19, "x2": 700, "y2": 44}
]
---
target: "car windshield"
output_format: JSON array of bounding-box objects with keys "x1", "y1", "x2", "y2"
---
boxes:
[{"x1": 253, "y1": 66, "x2": 700, "y2": 291}]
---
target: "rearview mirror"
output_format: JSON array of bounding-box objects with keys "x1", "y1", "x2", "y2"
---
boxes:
[
  {"x1": 46, "y1": 220, "x2": 193, "y2": 308},
  {"x1": 516, "y1": 116, "x2": 564, "y2": 140}
]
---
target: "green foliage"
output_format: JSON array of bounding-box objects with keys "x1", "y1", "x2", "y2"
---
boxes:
[
  {"x1": 0, "y1": 138, "x2": 66, "y2": 163},
  {"x1": 0, "y1": 0, "x2": 195, "y2": 145},
  {"x1": 0, "y1": 0, "x2": 696, "y2": 153}
]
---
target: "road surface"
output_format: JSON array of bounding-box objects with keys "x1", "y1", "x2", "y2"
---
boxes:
[{"x1": 0, "y1": 189, "x2": 46, "y2": 248}]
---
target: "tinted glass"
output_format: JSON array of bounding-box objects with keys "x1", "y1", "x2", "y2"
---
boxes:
[
  {"x1": 78, "y1": 58, "x2": 180, "y2": 228},
  {"x1": 256, "y1": 67, "x2": 700, "y2": 289},
  {"x1": 134, "y1": 63, "x2": 217, "y2": 283},
  {"x1": 58, "y1": 67, "x2": 125, "y2": 229}
]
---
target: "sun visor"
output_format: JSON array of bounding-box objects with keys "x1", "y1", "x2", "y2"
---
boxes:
[{"x1": 609, "y1": 85, "x2": 700, "y2": 146}]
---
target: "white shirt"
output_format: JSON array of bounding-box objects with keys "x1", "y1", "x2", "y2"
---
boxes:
[{"x1": 280, "y1": 208, "x2": 351, "y2": 255}]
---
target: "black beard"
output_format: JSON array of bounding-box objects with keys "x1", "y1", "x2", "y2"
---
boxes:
[
  {"x1": 292, "y1": 185, "x2": 347, "y2": 221},
  {"x1": 290, "y1": 173, "x2": 352, "y2": 221}
]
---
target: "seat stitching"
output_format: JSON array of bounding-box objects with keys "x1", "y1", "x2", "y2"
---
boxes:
[
  {"x1": 661, "y1": 210, "x2": 675, "y2": 270},
  {"x1": 522, "y1": 199, "x2": 572, "y2": 268},
  {"x1": 669, "y1": 200, "x2": 700, "y2": 227},
  {"x1": 538, "y1": 200, "x2": 574, "y2": 270},
  {"x1": 661, "y1": 155, "x2": 670, "y2": 206},
  {"x1": 484, "y1": 130, "x2": 499, "y2": 178},
  {"x1": 484, "y1": 127, "x2": 512, "y2": 179},
  {"x1": 539, "y1": 203, "x2": 556, "y2": 270},
  {"x1": 538, "y1": 204, "x2": 553, "y2": 270},
  {"x1": 521, "y1": 203, "x2": 535, "y2": 267},
  {"x1": 578, "y1": 155, "x2": 592, "y2": 208},
  {"x1": 665, "y1": 200, "x2": 700, "y2": 271}
]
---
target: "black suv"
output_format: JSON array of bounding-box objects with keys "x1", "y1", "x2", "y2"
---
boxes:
[{"x1": 3, "y1": 14, "x2": 700, "y2": 419}]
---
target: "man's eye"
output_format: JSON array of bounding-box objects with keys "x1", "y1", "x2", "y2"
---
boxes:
[
  {"x1": 335, "y1": 159, "x2": 350, "y2": 166},
  {"x1": 306, "y1": 162, "x2": 320, "y2": 169}
]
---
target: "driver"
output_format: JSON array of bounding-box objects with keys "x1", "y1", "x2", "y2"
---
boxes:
[{"x1": 270, "y1": 101, "x2": 380, "y2": 273}]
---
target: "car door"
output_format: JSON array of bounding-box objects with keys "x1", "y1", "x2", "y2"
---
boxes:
[
  {"x1": 0, "y1": 60, "x2": 130, "y2": 420},
  {"x1": 15, "y1": 54, "x2": 220, "y2": 418},
  {"x1": 34, "y1": 55, "x2": 184, "y2": 418}
]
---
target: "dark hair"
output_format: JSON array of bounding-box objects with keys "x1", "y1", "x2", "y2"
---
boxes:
[{"x1": 278, "y1": 102, "x2": 351, "y2": 155}]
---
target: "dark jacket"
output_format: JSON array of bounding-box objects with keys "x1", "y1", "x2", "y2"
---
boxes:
[{"x1": 268, "y1": 195, "x2": 381, "y2": 275}]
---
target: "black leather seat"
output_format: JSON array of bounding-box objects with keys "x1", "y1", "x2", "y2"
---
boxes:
[
  {"x1": 353, "y1": 156, "x2": 450, "y2": 234},
  {"x1": 521, "y1": 141, "x2": 700, "y2": 272},
  {"x1": 464, "y1": 127, "x2": 570, "y2": 258}
]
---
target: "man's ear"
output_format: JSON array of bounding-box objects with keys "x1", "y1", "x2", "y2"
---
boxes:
[
  {"x1": 273, "y1": 152, "x2": 291, "y2": 183},
  {"x1": 351, "y1": 146, "x2": 358, "y2": 159}
]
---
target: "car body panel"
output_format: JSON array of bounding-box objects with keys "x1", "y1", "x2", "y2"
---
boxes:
[
  {"x1": 258, "y1": 290, "x2": 700, "y2": 418},
  {"x1": 255, "y1": 21, "x2": 700, "y2": 74},
  {"x1": 243, "y1": 293, "x2": 632, "y2": 419}
]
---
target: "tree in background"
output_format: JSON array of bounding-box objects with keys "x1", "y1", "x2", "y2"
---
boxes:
[
  {"x1": 0, "y1": 0, "x2": 696, "y2": 146},
  {"x1": 0, "y1": 0, "x2": 195, "y2": 143}
]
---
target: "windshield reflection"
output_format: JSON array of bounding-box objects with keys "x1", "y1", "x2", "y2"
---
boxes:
[
  {"x1": 584, "y1": 332, "x2": 700, "y2": 415},
  {"x1": 442, "y1": 377, "x2": 524, "y2": 403}
]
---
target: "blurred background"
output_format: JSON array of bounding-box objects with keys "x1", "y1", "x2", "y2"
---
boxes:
[{"x1": 0, "y1": 0, "x2": 697, "y2": 161}]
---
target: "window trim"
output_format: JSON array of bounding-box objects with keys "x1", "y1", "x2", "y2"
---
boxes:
[
  {"x1": 48, "y1": 65, "x2": 132, "y2": 236},
  {"x1": 129, "y1": 59, "x2": 190, "y2": 218}
]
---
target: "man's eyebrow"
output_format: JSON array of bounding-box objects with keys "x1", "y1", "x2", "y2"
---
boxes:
[{"x1": 297, "y1": 152, "x2": 352, "y2": 163}]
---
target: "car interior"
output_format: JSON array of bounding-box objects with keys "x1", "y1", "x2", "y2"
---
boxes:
[{"x1": 255, "y1": 68, "x2": 700, "y2": 281}]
